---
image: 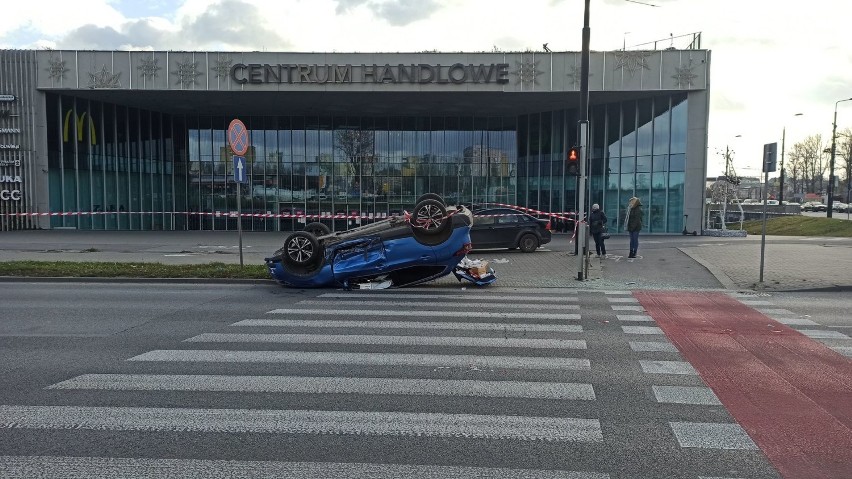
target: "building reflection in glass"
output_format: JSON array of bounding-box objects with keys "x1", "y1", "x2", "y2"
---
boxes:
[{"x1": 45, "y1": 92, "x2": 687, "y2": 233}]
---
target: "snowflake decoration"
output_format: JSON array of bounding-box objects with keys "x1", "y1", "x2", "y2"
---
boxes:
[
  {"x1": 172, "y1": 57, "x2": 202, "y2": 88},
  {"x1": 566, "y1": 64, "x2": 593, "y2": 89},
  {"x1": 672, "y1": 61, "x2": 698, "y2": 89},
  {"x1": 211, "y1": 57, "x2": 233, "y2": 78},
  {"x1": 613, "y1": 50, "x2": 653, "y2": 77},
  {"x1": 88, "y1": 64, "x2": 122, "y2": 89},
  {"x1": 137, "y1": 58, "x2": 161, "y2": 80},
  {"x1": 512, "y1": 58, "x2": 543, "y2": 87},
  {"x1": 46, "y1": 55, "x2": 69, "y2": 81}
]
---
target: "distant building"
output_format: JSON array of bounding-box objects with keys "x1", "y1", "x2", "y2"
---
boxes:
[{"x1": 1, "y1": 47, "x2": 710, "y2": 232}]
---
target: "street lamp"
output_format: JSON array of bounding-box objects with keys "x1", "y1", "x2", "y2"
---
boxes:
[
  {"x1": 828, "y1": 97, "x2": 852, "y2": 218},
  {"x1": 779, "y1": 113, "x2": 803, "y2": 203}
]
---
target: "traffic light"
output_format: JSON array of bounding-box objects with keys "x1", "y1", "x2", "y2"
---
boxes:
[{"x1": 566, "y1": 146, "x2": 580, "y2": 176}]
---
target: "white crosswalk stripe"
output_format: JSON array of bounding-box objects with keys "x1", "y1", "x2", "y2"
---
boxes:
[
  {"x1": 233, "y1": 319, "x2": 583, "y2": 332},
  {"x1": 48, "y1": 374, "x2": 597, "y2": 400},
  {"x1": 128, "y1": 349, "x2": 592, "y2": 370},
  {"x1": 319, "y1": 292, "x2": 580, "y2": 302},
  {"x1": 298, "y1": 299, "x2": 579, "y2": 310},
  {"x1": 266, "y1": 308, "x2": 581, "y2": 320},
  {"x1": 615, "y1": 315, "x2": 653, "y2": 322},
  {"x1": 184, "y1": 333, "x2": 588, "y2": 350},
  {"x1": 0, "y1": 405, "x2": 604, "y2": 442}
]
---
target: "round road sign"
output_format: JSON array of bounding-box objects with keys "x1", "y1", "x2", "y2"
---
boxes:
[{"x1": 227, "y1": 119, "x2": 249, "y2": 156}]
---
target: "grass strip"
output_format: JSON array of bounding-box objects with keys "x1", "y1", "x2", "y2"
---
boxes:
[{"x1": 728, "y1": 216, "x2": 852, "y2": 237}]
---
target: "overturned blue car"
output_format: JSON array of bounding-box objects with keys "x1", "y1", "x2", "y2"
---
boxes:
[{"x1": 265, "y1": 195, "x2": 473, "y2": 289}]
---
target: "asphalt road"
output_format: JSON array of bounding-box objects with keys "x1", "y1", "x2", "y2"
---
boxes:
[{"x1": 6, "y1": 282, "x2": 850, "y2": 478}]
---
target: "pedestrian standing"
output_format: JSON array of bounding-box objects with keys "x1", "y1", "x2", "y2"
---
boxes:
[
  {"x1": 625, "y1": 196, "x2": 643, "y2": 258},
  {"x1": 588, "y1": 203, "x2": 608, "y2": 257}
]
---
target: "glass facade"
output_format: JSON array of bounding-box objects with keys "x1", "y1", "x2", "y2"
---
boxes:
[{"x1": 45, "y1": 92, "x2": 687, "y2": 233}]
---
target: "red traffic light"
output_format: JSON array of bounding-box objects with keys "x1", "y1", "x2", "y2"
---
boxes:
[
  {"x1": 567, "y1": 146, "x2": 580, "y2": 175},
  {"x1": 567, "y1": 146, "x2": 580, "y2": 162}
]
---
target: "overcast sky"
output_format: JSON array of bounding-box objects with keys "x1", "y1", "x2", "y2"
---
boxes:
[{"x1": 3, "y1": 0, "x2": 851, "y2": 178}]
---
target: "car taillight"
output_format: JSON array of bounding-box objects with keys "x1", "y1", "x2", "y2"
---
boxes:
[{"x1": 455, "y1": 242, "x2": 473, "y2": 256}]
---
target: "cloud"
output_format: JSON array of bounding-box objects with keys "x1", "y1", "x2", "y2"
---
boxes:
[
  {"x1": 334, "y1": 0, "x2": 370, "y2": 14},
  {"x1": 50, "y1": 0, "x2": 290, "y2": 50},
  {"x1": 60, "y1": 25, "x2": 130, "y2": 50},
  {"x1": 333, "y1": 0, "x2": 441, "y2": 26},
  {"x1": 62, "y1": 21, "x2": 163, "y2": 50},
  {"x1": 179, "y1": 0, "x2": 289, "y2": 49},
  {"x1": 371, "y1": 0, "x2": 440, "y2": 26},
  {"x1": 710, "y1": 93, "x2": 746, "y2": 113}
]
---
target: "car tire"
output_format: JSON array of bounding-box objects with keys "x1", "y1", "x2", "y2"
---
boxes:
[
  {"x1": 283, "y1": 231, "x2": 323, "y2": 267},
  {"x1": 518, "y1": 233, "x2": 539, "y2": 253},
  {"x1": 411, "y1": 198, "x2": 450, "y2": 236},
  {"x1": 304, "y1": 222, "x2": 331, "y2": 237},
  {"x1": 415, "y1": 193, "x2": 446, "y2": 207}
]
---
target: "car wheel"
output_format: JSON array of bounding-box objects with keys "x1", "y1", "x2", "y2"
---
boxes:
[
  {"x1": 415, "y1": 193, "x2": 446, "y2": 207},
  {"x1": 518, "y1": 233, "x2": 539, "y2": 253},
  {"x1": 304, "y1": 222, "x2": 331, "y2": 237},
  {"x1": 411, "y1": 198, "x2": 450, "y2": 236},
  {"x1": 283, "y1": 231, "x2": 323, "y2": 267}
]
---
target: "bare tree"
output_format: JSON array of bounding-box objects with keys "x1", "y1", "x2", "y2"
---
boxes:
[
  {"x1": 788, "y1": 144, "x2": 807, "y2": 195},
  {"x1": 335, "y1": 129, "x2": 375, "y2": 190},
  {"x1": 789, "y1": 135, "x2": 828, "y2": 194},
  {"x1": 838, "y1": 128, "x2": 852, "y2": 202},
  {"x1": 788, "y1": 154, "x2": 802, "y2": 195}
]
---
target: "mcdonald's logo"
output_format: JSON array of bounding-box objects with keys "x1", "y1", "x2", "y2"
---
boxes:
[{"x1": 63, "y1": 109, "x2": 97, "y2": 145}]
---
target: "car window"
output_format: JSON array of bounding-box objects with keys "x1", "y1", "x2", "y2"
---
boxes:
[
  {"x1": 497, "y1": 214, "x2": 518, "y2": 224},
  {"x1": 474, "y1": 215, "x2": 496, "y2": 226}
]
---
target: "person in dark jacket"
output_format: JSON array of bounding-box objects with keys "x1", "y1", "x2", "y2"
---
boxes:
[
  {"x1": 588, "y1": 203, "x2": 608, "y2": 257},
  {"x1": 625, "y1": 196, "x2": 643, "y2": 258}
]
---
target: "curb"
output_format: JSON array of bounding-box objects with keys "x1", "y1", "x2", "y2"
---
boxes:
[
  {"x1": 751, "y1": 284, "x2": 852, "y2": 293},
  {"x1": 0, "y1": 276, "x2": 277, "y2": 285},
  {"x1": 676, "y1": 247, "x2": 738, "y2": 290}
]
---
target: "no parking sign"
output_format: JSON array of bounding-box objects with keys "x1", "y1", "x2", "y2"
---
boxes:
[
  {"x1": 228, "y1": 119, "x2": 249, "y2": 156},
  {"x1": 227, "y1": 118, "x2": 249, "y2": 267}
]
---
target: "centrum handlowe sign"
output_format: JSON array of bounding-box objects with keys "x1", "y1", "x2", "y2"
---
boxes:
[{"x1": 231, "y1": 63, "x2": 510, "y2": 85}]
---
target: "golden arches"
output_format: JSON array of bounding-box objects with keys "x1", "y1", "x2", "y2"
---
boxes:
[{"x1": 63, "y1": 109, "x2": 97, "y2": 145}]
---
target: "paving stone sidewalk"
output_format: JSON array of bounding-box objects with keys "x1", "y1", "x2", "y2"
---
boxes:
[
  {"x1": 679, "y1": 240, "x2": 852, "y2": 292},
  {"x1": 1, "y1": 230, "x2": 850, "y2": 292}
]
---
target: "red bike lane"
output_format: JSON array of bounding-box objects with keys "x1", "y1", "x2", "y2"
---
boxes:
[{"x1": 636, "y1": 291, "x2": 852, "y2": 479}]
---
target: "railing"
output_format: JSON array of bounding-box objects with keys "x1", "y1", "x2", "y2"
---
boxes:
[{"x1": 626, "y1": 32, "x2": 702, "y2": 51}]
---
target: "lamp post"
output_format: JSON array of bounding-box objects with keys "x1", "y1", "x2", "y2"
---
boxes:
[
  {"x1": 779, "y1": 113, "x2": 803, "y2": 203},
  {"x1": 828, "y1": 97, "x2": 852, "y2": 218}
]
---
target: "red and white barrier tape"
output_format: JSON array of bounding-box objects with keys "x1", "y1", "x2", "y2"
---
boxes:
[
  {"x1": 2, "y1": 203, "x2": 586, "y2": 225},
  {"x1": 480, "y1": 202, "x2": 578, "y2": 222}
]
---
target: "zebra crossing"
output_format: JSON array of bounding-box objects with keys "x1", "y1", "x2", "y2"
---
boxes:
[
  {"x1": 730, "y1": 292, "x2": 852, "y2": 358},
  {"x1": 0, "y1": 288, "x2": 784, "y2": 479}
]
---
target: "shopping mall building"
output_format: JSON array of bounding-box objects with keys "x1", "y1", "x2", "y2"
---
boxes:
[{"x1": 0, "y1": 47, "x2": 710, "y2": 233}]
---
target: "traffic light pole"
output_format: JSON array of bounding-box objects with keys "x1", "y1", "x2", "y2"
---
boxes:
[
  {"x1": 576, "y1": 122, "x2": 589, "y2": 281},
  {"x1": 575, "y1": 0, "x2": 591, "y2": 281}
]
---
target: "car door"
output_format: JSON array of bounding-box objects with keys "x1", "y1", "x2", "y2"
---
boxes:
[
  {"x1": 471, "y1": 211, "x2": 498, "y2": 248},
  {"x1": 492, "y1": 212, "x2": 521, "y2": 247}
]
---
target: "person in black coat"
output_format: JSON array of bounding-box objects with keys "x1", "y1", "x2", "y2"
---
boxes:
[
  {"x1": 625, "y1": 196, "x2": 644, "y2": 258},
  {"x1": 588, "y1": 203, "x2": 608, "y2": 257}
]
